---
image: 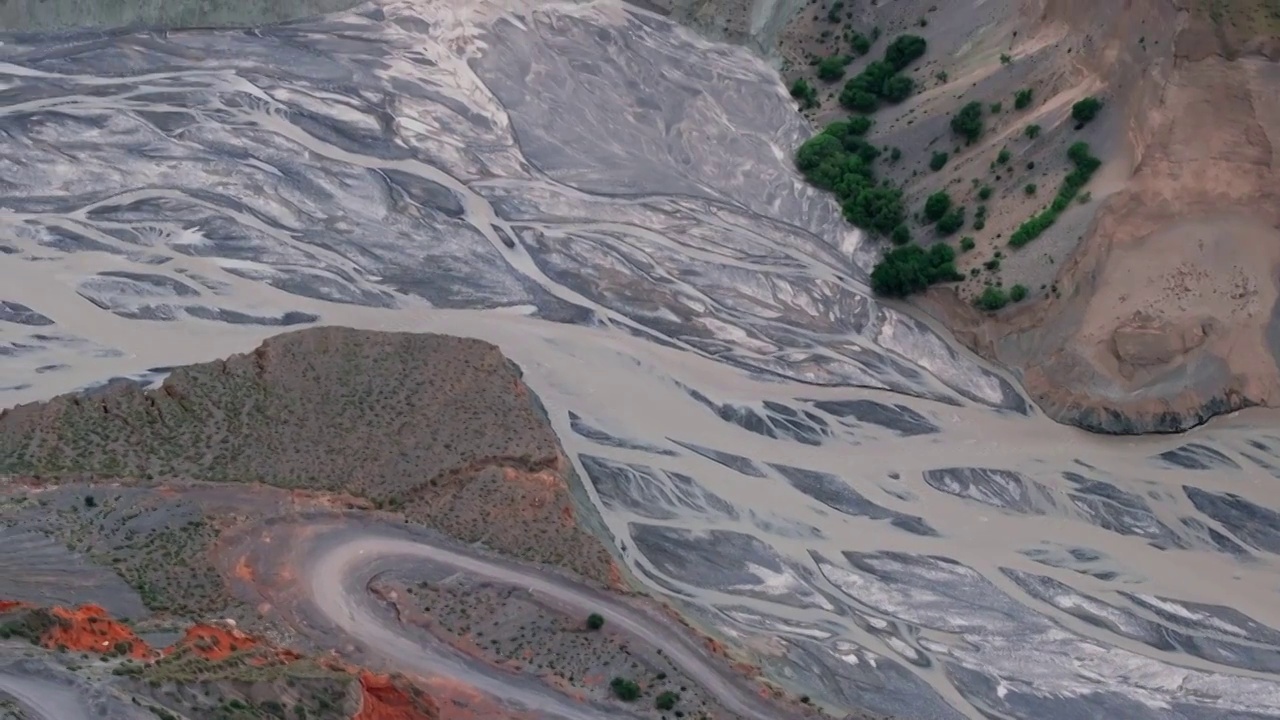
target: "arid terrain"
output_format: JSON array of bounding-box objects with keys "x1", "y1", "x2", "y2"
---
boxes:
[
  {"x1": 4, "y1": 1, "x2": 1280, "y2": 719},
  {"x1": 0, "y1": 329, "x2": 824, "y2": 719},
  {"x1": 756, "y1": 0, "x2": 1280, "y2": 432}
]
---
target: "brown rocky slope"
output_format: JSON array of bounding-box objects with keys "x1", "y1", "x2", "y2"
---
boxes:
[
  {"x1": 0, "y1": 327, "x2": 619, "y2": 583},
  {"x1": 703, "y1": 0, "x2": 1280, "y2": 433}
]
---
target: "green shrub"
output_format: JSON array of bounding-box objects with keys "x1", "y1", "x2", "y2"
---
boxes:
[
  {"x1": 881, "y1": 74, "x2": 914, "y2": 102},
  {"x1": 989, "y1": 101, "x2": 1002, "y2": 113},
  {"x1": 870, "y1": 243, "x2": 962, "y2": 297},
  {"x1": 1014, "y1": 88, "x2": 1033, "y2": 109},
  {"x1": 827, "y1": 1, "x2": 844, "y2": 22},
  {"x1": 817, "y1": 56, "x2": 847, "y2": 81},
  {"x1": 936, "y1": 207, "x2": 965, "y2": 235},
  {"x1": 84, "y1": 495, "x2": 96, "y2": 508},
  {"x1": 959, "y1": 236, "x2": 975, "y2": 252},
  {"x1": 923, "y1": 191, "x2": 951, "y2": 222},
  {"x1": 790, "y1": 78, "x2": 818, "y2": 109},
  {"x1": 975, "y1": 285, "x2": 1009, "y2": 310},
  {"x1": 996, "y1": 148, "x2": 1011, "y2": 165},
  {"x1": 984, "y1": 257, "x2": 1000, "y2": 270},
  {"x1": 1072, "y1": 96, "x2": 1103, "y2": 124},
  {"x1": 586, "y1": 613, "x2": 605, "y2": 630},
  {"x1": 884, "y1": 34, "x2": 927, "y2": 70},
  {"x1": 1025, "y1": 124, "x2": 1041, "y2": 139},
  {"x1": 1010, "y1": 284, "x2": 1029, "y2": 302},
  {"x1": 977, "y1": 185, "x2": 993, "y2": 201},
  {"x1": 929, "y1": 151, "x2": 949, "y2": 171},
  {"x1": 1024, "y1": 183, "x2": 1037, "y2": 195},
  {"x1": 611, "y1": 677, "x2": 641, "y2": 702},
  {"x1": 1008, "y1": 142, "x2": 1100, "y2": 248},
  {"x1": 891, "y1": 224, "x2": 911, "y2": 245},
  {"x1": 846, "y1": 115, "x2": 873, "y2": 136},
  {"x1": 951, "y1": 102, "x2": 984, "y2": 142},
  {"x1": 889, "y1": 146, "x2": 902, "y2": 162},
  {"x1": 655, "y1": 692, "x2": 679, "y2": 711},
  {"x1": 851, "y1": 33, "x2": 871, "y2": 55},
  {"x1": 1000, "y1": 52, "x2": 1013, "y2": 65}
]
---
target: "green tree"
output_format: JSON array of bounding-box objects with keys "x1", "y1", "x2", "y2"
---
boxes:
[
  {"x1": 996, "y1": 148, "x2": 1011, "y2": 165},
  {"x1": 923, "y1": 191, "x2": 952, "y2": 222},
  {"x1": 936, "y1": 207, "x2": 965, "y2": 235},
  {"x1": 975, "y1": 285, "x2": 1009, "y2": 310},
  {"x1": 977, "y1": 185, "x2": 993, "y2": 201},
  {"x1": 1010, "y1": 284, "x2": 1029, "y2": 302},
  {"x1": 884, "y1": 34, "x2": 927, "y2": 70},
  {"x1": 881, "y1": 74, "x2": 915, "y2": 102},
  {"x1": 610, "y1": 677, "x2": 641, "y2": 702},
  {"x1": 655, "y1": 692, "x2": 679, "y2": 711},
  {"x1": 1024, "y1": 183, "x2": 1037, "y2": 195},
  {"x1": 586, "y1": 613, "x2": 604, "y2": 630},
  {"x1": 951, "y1": 102, "x2": 984, "y2": 142},
  {"x1": 870, "y1": 243, "x2": 962, "y2": 297},
  {"x1": 959, "y1": 236, "x2": 976, "y2": 252},
  {"x1": 817, "y1": 56, "x2": 847, "y2": 81},
  {"x1": 1014, "y1": 88, "x2": 1033, "y2": 109},
  {"x1": 891, "y1": 224, "x2": 911, "y2": 245},
  {"x1": 929, "y1": 151, "x2": 949, "y2": 171},
  {"x1": 850, "y1": 33, "x2": 871, "y2": 56},
  {"x1": 1072, "y1": 96, "x2": 1103, "y2": 124},
  {"x1": 790, "y1": 78, "x2": 818, "y2": 109},
  {"x1": 1024, "y1": 123, "x2": 1041, "y2": 139}
]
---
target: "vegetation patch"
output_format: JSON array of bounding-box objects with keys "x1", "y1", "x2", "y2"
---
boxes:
[
  {"x1": 869, "y1": 244, "x2": 963, "y2": 298},
  {"x1": 838, "y1": 34, "x2": 927, "y2": 113},
  {"x1": 1008, "y1": 142, "x2": 1101, "y2": 248}
]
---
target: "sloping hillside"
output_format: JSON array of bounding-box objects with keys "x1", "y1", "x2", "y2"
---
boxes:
[{"x1": 747, "y1": 0, "x2": 1280, "y2": 432}]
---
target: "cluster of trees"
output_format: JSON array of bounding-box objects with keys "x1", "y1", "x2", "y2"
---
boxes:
[
  {"x1": 975, "y1": 283, "x2": 1028, "y2": 310},
  {"x1": 1008, "y1": 142, "x2": 1100, "y2": 248},
  {"x1": 795, "y1": 117, "x2": 907, "y2": 237},
  {"x1": 838, "y1": 35, "x2": 927, "y2": 112},
  {"x1": 870, "y1": 243, "x2": 963, "y2": 298}
]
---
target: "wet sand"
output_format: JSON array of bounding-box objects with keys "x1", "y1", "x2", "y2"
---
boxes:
[{"x1": 3, "y1": 1, "x2": 1280, "y2": 718}]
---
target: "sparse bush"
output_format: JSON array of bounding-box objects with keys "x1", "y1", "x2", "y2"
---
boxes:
[
  {"x1": 889, "y1": 146, "x2": 902, "y2": 163},
  {"x1": 1014, "y1": 88, "x2": 1033, "y2": 109},
  {"x1": 989, "y1": 101, "x2": 1002, "y2": 113},
  {"x1": 656, "y1": 691, "x2": 679, "y2": 711},
  {"x1": 999, "y1": 52, "x2": 1013, "y2": 65},
  {"x1": 924, "y1": 191, "x2": 952, "y2": 222},
  {"x1": 929, "y1": 151, "x2": 949, "y2": 171},
  {"x1": 870, "y1": 243, "x2": 963, "y2": 297},
  {"x1": 936, "y1": 70, "x2": 949, "y2": 83},
  {"x1": 1025, "y1": 124, "x2": 1041, "y2": 139},
  {"x1": 611, "y1": 677, "x2": 641, "y2": 702},
  {"x1": 951, "y1": 102, "x2": 984, "y2": 142},
  {"x1": 1072, "y1": 96, "x2": 1103, "y2": 124},
  {"x1": 827, "y1": 1, "x2": 844, "y2": 22},
  {"x1": 959, "y1": 236, "x2": 975, "y2": 252},
  {"x1": 1010, "y1": 284, "x2": 1029, "y2": 302},
  {"x1": 936, "y1": 207, "x2": 965, "y2": 236},
  {"x1": 975, "y1": 285, "x2": 1010, "y2": 310},
  {"x1": 586, "y1": 613, "x2": 605, "y2": 630},
  {"x1": 1077, "y1": 191, "x2": 1092, "y2": 204}
]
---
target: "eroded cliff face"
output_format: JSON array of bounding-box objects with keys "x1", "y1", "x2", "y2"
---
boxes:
[{"x1": 957, "y1": 0, "x2": 1280, "y2": 433}]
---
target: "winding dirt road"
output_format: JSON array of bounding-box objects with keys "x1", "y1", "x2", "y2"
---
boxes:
[{"x1": 305, "y1": 533, "x2": 787, "y2": 720}]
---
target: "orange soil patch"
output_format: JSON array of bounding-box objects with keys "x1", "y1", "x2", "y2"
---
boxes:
[
  {"x1": 0, "y1": 600, "x2": 31, "y2": 612},
  {"x1": 356, "y1": 672, "x2": 440, "y2": 720},
  {"x1": 44, "y1": 604, "x2": 152, "y2": 658}
]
